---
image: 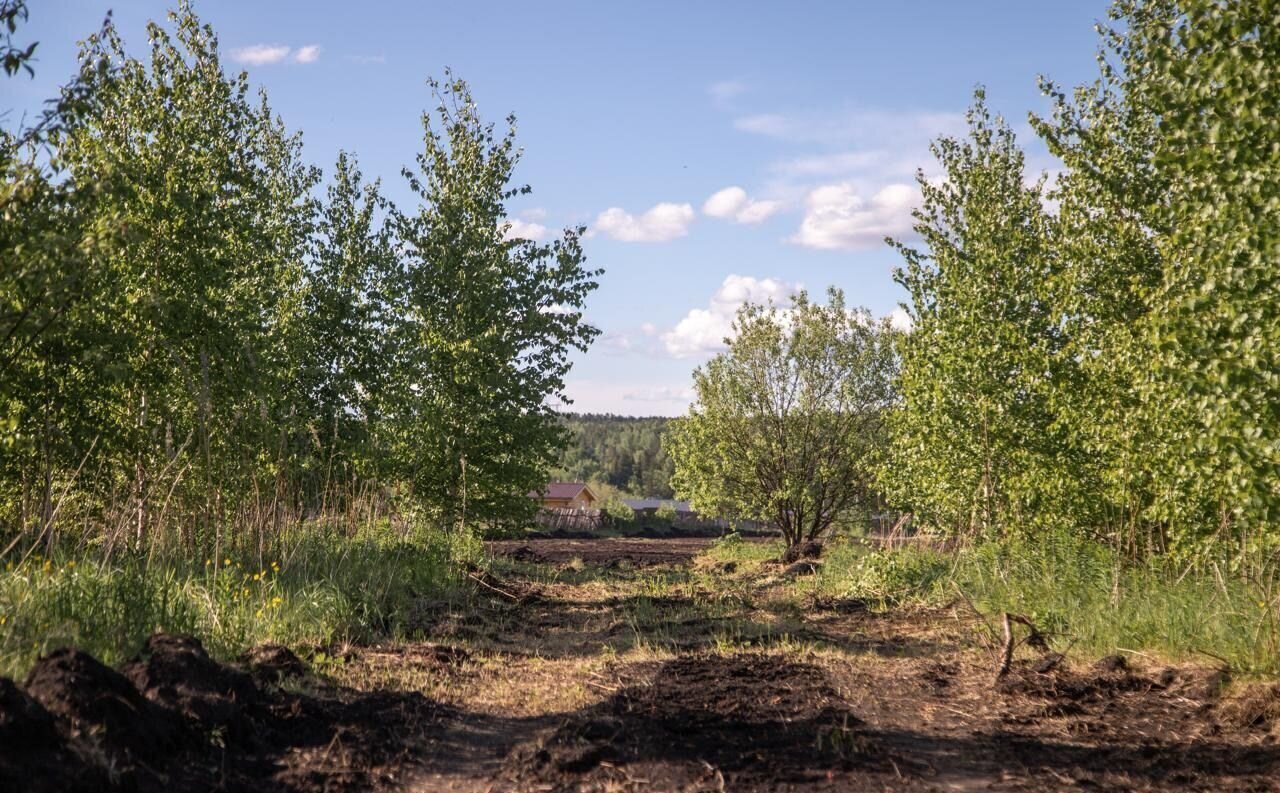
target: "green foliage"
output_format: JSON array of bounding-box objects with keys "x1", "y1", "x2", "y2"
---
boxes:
[
  {"x1": 388, "y1": 74, "x2": 601, "y2": 532},
  {"x1": 1121, "y1": 0, "x2": 1280, "y2": 542},
  {"x1": 953, "y1": 531, "x2": 1280, "y2": 675},
  {"x1": 0, "y1": 5, "x2": 599, "y2": 557},
  {"x1": 601, "y1": 495, "x2": 636, "y2": 524},
  {"x1": 817, "y1": 543, "x2": 953, "y2": 606},
  {"x1": 668, "y1": 288, "x2": 899, "y2": 546},
  {"x1": 552, "y1": 414, "x2": 674, "y2": 498},
  {"x1": 0, "y1": 520, "x2": 471, "y2": 677},
  {"x1": 1, "y1": 0, "x2": 36, "y2": 77},
  {"x1": 883, "y1": 92, "x2": 1069, "y2": 539},
  {"x1": 886, "y1": 0, "x2": 1280, "y2": 558},
  {"x1": 654, "y1": 503, "x2": 679, "y2": 524}
]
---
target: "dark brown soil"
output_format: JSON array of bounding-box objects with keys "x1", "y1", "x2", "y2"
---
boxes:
[
  {"x1": 2, "y1": 634, "x2": 448, "y2": 793},
  {"x1": 4, "y1": 537, "x2": 1280, "y2": 792},
  {"x1": 486, "y1": 536, "x2": 723, "y2": 566},
  {"x1": 494, "y1": 653, "x2": 887, "y2": 791}
]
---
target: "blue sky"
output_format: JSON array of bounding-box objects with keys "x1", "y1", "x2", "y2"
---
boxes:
[{"x1": 6, "y1": 1, "x2": 1110, "y2": 416}]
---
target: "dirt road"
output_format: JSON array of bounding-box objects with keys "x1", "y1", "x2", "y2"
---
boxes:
[{"x1": 6, "y1": 537, "x2": 1279, "y2": 791}]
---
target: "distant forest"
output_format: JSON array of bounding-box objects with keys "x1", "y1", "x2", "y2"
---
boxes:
[{"x1": 552, "y1": 414, "x2": 675, "y2": 498}]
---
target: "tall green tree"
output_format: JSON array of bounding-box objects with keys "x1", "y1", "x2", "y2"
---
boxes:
[
  {"x1": 884, "y1": 94, "x2": 1066, "y2": 539},
  {"x1": 0, "y1": 2, "x2": 119, "y2": 541},
  {"x1": 294, "y1": 151, "x2": 396, "y2": 497},
  {"x1": 45, "y1": 4, "x2": 318, "y2": 548},
  {"x1": 1132, "y1": 0, "x2": 1280, "y2": 545},
  {"x1": 667, "y1": 289, "x2": 898, "y2": 547},
  {"x1": 389, "y1": 75, "x2": 601, "y2": 530},
  {"x1": 1031, "y1": 0, "x2": 1279, "y2": 553}
]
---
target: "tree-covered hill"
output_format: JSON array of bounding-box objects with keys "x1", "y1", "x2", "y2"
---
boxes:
[{"x1": 551, "y1": 414, "x2": 675, "y2": 498}]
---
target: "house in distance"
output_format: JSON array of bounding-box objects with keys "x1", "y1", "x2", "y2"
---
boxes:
[{"x1": 529, "y1": 482, "x2": 599, "y2": 511}]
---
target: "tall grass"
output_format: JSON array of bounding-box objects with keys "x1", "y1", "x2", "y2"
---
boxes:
[
  {"x1": 0, "y1": 520, "x2": 477, "y2": 678},
  {"x1": 705, "y1": 531, "x2": 1280, "y2": 675},
  {"x1": 952, "y1": 532, "x2": 1280, "y2": 675}
]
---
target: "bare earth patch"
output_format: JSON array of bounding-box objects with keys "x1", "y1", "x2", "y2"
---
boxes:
[{"x1": 3, "y1": 536, "x2": 1279, "y2": 791}]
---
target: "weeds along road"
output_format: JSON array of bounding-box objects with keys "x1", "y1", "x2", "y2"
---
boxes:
[{"x1": 6, "y1": 536, "x2": 1280, "y2": 792}]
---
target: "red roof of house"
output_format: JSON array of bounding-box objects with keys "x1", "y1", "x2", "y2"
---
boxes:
[{"x1": 530, "y1": 482, "x2": 594, "y2": 500}]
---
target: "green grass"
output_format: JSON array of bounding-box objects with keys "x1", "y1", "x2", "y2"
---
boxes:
[
  {"x1": 951, "y1": 533, "x2": 1280, "y2": 675},
  {"x1": 0, "y1": 521, "x2": 478, "y2": 678},
  {"x1": 702, "y1": 530, "x2": 1280, "y2": 675}
]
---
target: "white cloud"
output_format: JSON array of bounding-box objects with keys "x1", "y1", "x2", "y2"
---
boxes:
[
  {"x1": 888, "y1": 306, "x2": 913, "y2": 332},
  {"x1": 598, "y1": 332, "x2": 634, "y2": 355},
  {"x1": 560, "y1": 380, "x2": 693, "y2": 416},
  {"x1": 663, "y1": 274, "x2": 801, "y2": 358},
  {"x1": 232, "y1": 43, "x2": 323, "y2": 66},
  {"x1": 790, "y1": 182, "x2": 917, "y2": 250},
  {"x1": 519, "y1": 207, "x2": 549, "y2": 222},
  {"x1": 734, "y1": 108, "x2": 965, "y2": 146},
  {"x1": 501, "y1": 218, "x2": 547, "y2": 241},
  {"x1": 708, "y1": 80, "x2": 746, "y2": 108},
  {"x1": 231, "y1": 44, "x2": 291, "y2": 65},
  {"x1": 702, "y1": 186, "x2": 781, "y2": 225},
  {"x1": 593, "y1": 202, "x2": 695, "y2": 243}
]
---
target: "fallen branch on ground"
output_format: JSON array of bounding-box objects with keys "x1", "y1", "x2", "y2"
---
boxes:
[
  {"x1": 467, "y1": 571, "x2": 521, "y2": 601},
  {"x1": 995, "y1": 612, "x2": 1051, "y2": 681}
]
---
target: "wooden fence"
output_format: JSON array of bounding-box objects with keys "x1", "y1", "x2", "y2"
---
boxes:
[{"x1": 534, "y1": 507, "x2": 605, "y2": 532}]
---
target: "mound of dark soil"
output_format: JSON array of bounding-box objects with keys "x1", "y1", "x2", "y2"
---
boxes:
[
  {"x1": 242, "y1": 643, "x2": 309, "y2": 683},
  {"x1": 1219, "y1": 683, "x2": 1280, "y2": 732},
  {"x1": 781, "y1": 559, "x2": 823, "y2": 577},
  {"x1": 505, "y1": 544, "x2": 549, "y2": 563},
  {"x1": 488, "y1": 537, "x2": 722, "y2": 567},
  {"x1": 26, "y1": 647, "x2": 193, "y2": 764},
  {"x1": 0, "y1": 675, "x2": 109, "y2": 793},
  {"x1": 997, "y1": 657, "x2": 1154, "y2": 703},
  {"x1": 122, "y1": 633, "x2": 274, "y2": 751},
  {"x1": 780, "y1": 539, "x2": 824, "y2": 564},
  {"x1": 498, "y1": 653, "x2": 889, "y2": 791},
  {"x1": 0, "y1": 633, "x2": 447, "y2": 793}
]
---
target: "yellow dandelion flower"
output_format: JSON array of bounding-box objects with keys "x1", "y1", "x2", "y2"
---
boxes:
[{"x1": 224, "y1": 558, "x2": 232, "y2": 567}]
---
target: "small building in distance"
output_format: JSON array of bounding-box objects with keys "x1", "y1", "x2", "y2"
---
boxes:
[{"x1": 529, "y1": 482, "x2": 599, "y2": 511}]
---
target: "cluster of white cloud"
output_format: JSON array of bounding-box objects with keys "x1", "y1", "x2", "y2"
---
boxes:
[
  {"x1": 501, "y1": 219, "x2": 547, "y2": 242},
  {"x1": 888, "y1": 306, "x2": 913, "y2": 332},
  {"x1": 790, "y1": 183, "x2": 917, "y2": 250},
  {"x1": 231, "y1": 44, "x2": 322, "y2": 65},
  {"x1": 593, "y1": 202, "x2": 695, "y2": 242},
  {"x1": 702, "y1": 186, "x2": 780, "y2": 225},
  {"x1": 662, "y1": 274, "x2": 801, "y2": 359}
]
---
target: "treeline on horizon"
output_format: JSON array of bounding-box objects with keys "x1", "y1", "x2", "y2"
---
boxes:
[
  {"x1": 551, "y1": 414, "x2": 675, "y2": 499},
  {"x1": 0, "y1": 3, "x2": 600, "y2": 557}
]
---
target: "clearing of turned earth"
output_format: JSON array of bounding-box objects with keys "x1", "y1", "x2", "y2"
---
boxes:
[{"x1": 3, "y1": 536, "x2": 1279, "y2": 792}]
